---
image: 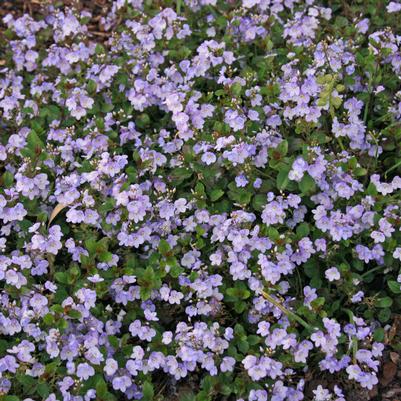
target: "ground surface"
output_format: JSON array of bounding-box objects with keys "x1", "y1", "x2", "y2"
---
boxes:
[{"x1": 1, "y1": 1, "x2": 401, "y2": 400}]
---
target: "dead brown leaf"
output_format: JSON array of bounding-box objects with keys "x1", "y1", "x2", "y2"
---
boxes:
[
  {"x1": 380, "y1": 361, "x2": 397, "y2": 387},
  {"x1": 390, "y1": 351, "x2": 400, "y2": 364},
  {"x1": 48, "y1": 203, "x2": 66, "y2": 227}
]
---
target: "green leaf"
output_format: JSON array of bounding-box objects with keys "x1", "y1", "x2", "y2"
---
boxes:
[
  {"x1": 101, "y1": 102, "x2": 114, "y2": 113},
  {"x1": 231, "y1": 82, "x2": 242, "y2": 97},
  {"x1": 331, "y1": 96, "x2": 343, "y2": 109},
  {"x1": 299, "y1": 174, "x2": 316, "y2": 194},
  {"x1": 388, "y1": 280, "x2": 401, "y2": 294},
  {"x1": 87, "y1": 79, "x2": 97, "y2": 94},
  {"x1": 27, "y1": 130, "x2": 45, "y2": 152},
  {"x1": 276, "y1": 140, "x2": 288, "y2": 156},
  {"x1": 2, "y1": 171, "x2": 14, "y2": 187},
  {"x1": 226, "y1": 283, "x2": 251, "y2": 300},
  {"x1": 247, "y1": 335, "x2": 260, "y2": 345},
  {"x1": 51, "y1": 304, "x2": 64, "y2": 314},
  {"x1": 96, "y1": 377, "x2": 108, "y2": 397},
  {"x1": 373, "y1": 327, "x2": 385, "y2": 342},
  {"x1": 366, "y1": 182, "x2": 378, "y2": 196},
  {"x1": 234, "y1": 301, "x2": 247, "y2": 313},
  {"x1": 4, "y1": 396, "x2": 20, "y2": 401},
  {"x1": 37, "y1": 382, "x2": 50, "y2": 398},
  {"x1": 85, "y1": 237, "x2": 98, "y2": 254},
  {"x1": 170, "y1": 167, "x2": 193, "y2": 184},
  {"x1": 67, "y1": 309, "x2": 82, "y2": 319},
  {"x1": 142, "y1": 381, "x2": 154, "y2": 401},
  {"x1": 31, "y1": 119, "x2": 45, "y2": 134},
  {"x1": 16, "y1": 374, "x2": 36, "y2": 394},
  {"x1": 140, "y1": 287, "x2": 152, "y2": 301},
  {"x1": 169, "y1": 263, "x2": 184, "y2": 278},
  {"x1": 220, "y1": 385, "x2": 232, "y2": 396},
  {"x1": 95, "y1": 44, "x2": 105, "y2": 54},
  {"x1": 376, "y1": 297, "x2": 393, "y2": 308},
  {"x1": 378, "y1": 308, "x2": 391, "y2": 322},
  {"x1": 266, "y1": 226, "x2": 280, "y2": 241},
  {"x1": 303, "y1": 260, "x2": 318, "y2": 278},
  {"x1": 195, "y1": 181, "x2": 206, "y2": 196},
  {"x1": 158, "y1": 239, "x2": 171, "y2": 255},
  {"x1": 276, "y1": 167, "x2": 290, "y2": 190},
  {"x1": 196, "y1": 390, "x2": 211, "y2": 401},
  {"x1": 354, "y1": 167, "x2": 367, "y2": 176},
  {"x1": 210, "y1": 189, "x2": 224, "y2": 202},
  {"x1": 311, "y1": 297, "x2": 325, "y2": 308},
  {"x1": 201, "y1": 375, "x2": 215, "y2": 392},
  {"x1": 54, "y1": 272, "x2": 68, "y2": 284},
  {"x1": 99, "y1": 198, "x2": 116, "y2": 213},
  {"x1": 45, "y1": 360, "x2": 60, "y2": 374},
  {"x1": 136, "y1": 113, "x2": 150, "y2": 128},
  {"x1": 237, "y1": 339, "x2": 249, "y2": 353},
  {"x1": 296, "y1": 222, "x2": 310, "y2": 238},
  {"x1": 98, "y1": 251, "x2": 113, "y2": 263},
  {"x1": 108, "y1": 335, "x2": 120, "y2": 348},
  {"x1": 228, "y1": 188, "x2": 252, "y2": 205},
  {"x1": 47, "y1": 105, "x2": 62, "y2": 121},
  {"x1": 43, "y1": 313, "x2": 55, "y2": 325},
  {"x1": 252, "y1": 194, "x2": 266, "y2": 211}
]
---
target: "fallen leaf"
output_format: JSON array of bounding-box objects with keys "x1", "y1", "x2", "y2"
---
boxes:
[
  {"x1": 368, "y1": 386, "x2": 378, "y2": 400},
  {"x1": 381, "y1": 361, "x2": 397, "y2": 387},
  {"x1": 390, "y1": 351, "x2": 400, "y2": 364},
  {"x1": 383, "y1": 388, "x2": 401, "y2": 399},
  {"x1": 386, "y1": 315, "x2": 401, "y2": 344},
  {"x1": 48, "y1": 203, "x2": 66, "y2": 227}
]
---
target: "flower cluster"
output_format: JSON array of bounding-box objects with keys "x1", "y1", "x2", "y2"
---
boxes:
[{"x1": 1, "y1": 1, "x2": 401, "y2": 400}]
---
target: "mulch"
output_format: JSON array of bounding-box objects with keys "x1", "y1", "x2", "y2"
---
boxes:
[
  {"x1": 0, "y1": 0, "x2": 113, "y2": 38},
  {"x1": 372, "y1": 315, "x2": 401, "y2": 401}
]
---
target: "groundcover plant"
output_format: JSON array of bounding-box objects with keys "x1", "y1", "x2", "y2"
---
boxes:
[{"x1": 2, "y1": 0, "x2": 401, "y2": 400}]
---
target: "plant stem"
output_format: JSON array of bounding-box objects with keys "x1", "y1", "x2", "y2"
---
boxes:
[
  {"x1": 47, "y1": 254, "x2": 55, "y2": 280},
  {"x1": 176, "y1": 0, "x2": 182, "y2": 14},
  {"x1": 361, "y1": 265, "x2": 383, "y2": 278},
  {"x1": 255, "y1": 168, "x2": 274, "y2": 180},
  {"x1": 261, "y1": 290, "x2": 314, "y2": 331},
  {"x1": 337, "y1": 136, "x2": 345, "y2": 151},
  {"x1": 363, "y1": 62, "x2": 378, "y2": 125},
  {"x1": 384, "y1": 159, "x2": 401, "y2": 179}
]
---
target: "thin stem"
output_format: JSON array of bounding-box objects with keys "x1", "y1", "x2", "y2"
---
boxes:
[
  {"x1": 337, "y1": 136, "x2": 345, "y2": 152},
  {"x1": 351, "y1": 337, "x2": 358, "y2": 364},
  {"x1": 361, "y1": 265, "x2": 383, "y2": 279},
  {"x1": 255, "y1": 168, "x2": 274, "y2": 180},
  {"x1": 363, "y1": 89, "x2": 371, "y2": 125},
  {"x1": 261, "y1": 290, "x2": 314, "y2": 331},
  {"x1": 384, "y1": 159, "x2": 401, "y2": 179},
  {"x1": 363, "y1": 62, "x2": 379, "y2": 125},
  {"x1": 176, "y1": 0, "x2": 182, "y2": 14},
  {"x1": 344, "y1": 308, "x2": 358, "y2": 363},
  {"x1": 47, "y1": 254, "x2": 55, "y2": 280}
]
